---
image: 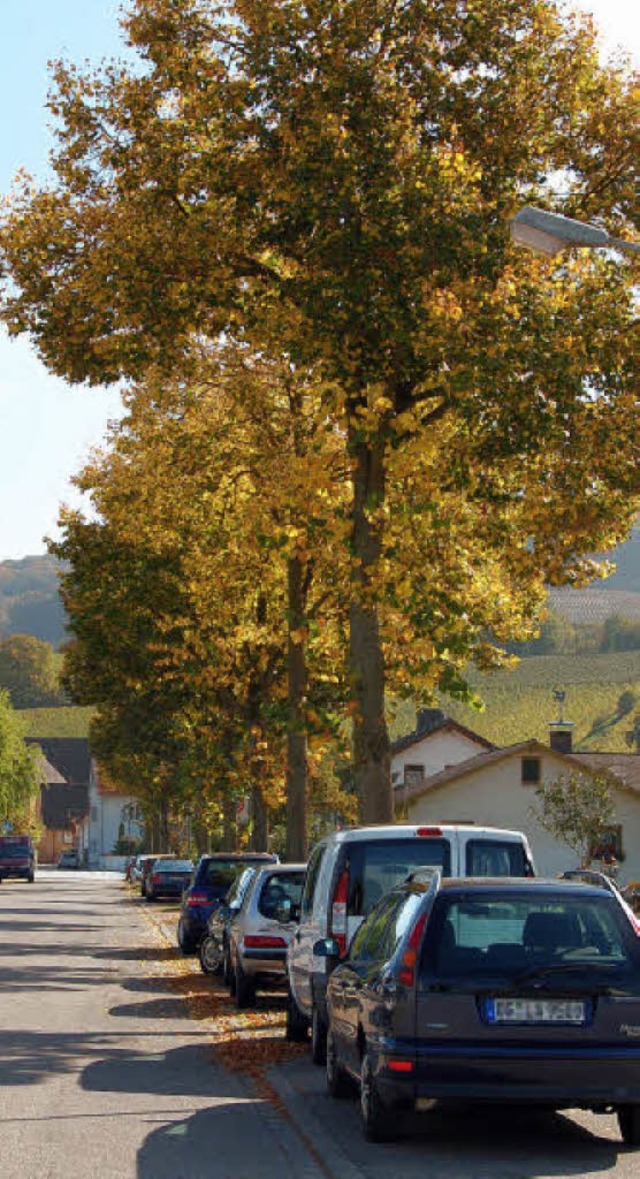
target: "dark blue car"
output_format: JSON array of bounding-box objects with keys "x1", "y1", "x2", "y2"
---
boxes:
[
  {"x1": 321, "y1": 874, "x2": 640, "y2": 1145},
  {"x1": 177, "y1": 851, "x2": 278, "y2": 952}
]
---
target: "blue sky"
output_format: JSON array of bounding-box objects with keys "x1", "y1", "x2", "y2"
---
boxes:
[{"x1": 0, "y1": 1, "x2": 638, "y2": 561}]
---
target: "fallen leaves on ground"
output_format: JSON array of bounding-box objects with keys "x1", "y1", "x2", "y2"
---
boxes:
[{"x1": 133, "y1": 897, "x2": 309, "y2": 1080}]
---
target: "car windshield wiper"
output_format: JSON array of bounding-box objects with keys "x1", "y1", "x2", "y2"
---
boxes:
[{"x1": 514, "y1": 960, "x2": 624, "y2": 985}]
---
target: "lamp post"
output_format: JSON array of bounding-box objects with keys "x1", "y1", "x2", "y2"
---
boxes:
[{"x1": 510, "y1": 206, "x2": 640, "y2": 257}]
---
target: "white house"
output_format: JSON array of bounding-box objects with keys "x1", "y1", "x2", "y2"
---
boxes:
[
  {"x1": 395, "y1": 725, "x2": 640, "y2": 884},
  {"x1": 78, "y1": 759, "x2": 144, "y2": 870},
  {"x1": 391, "y1": 708, "x2": 495, "y2": 794}
]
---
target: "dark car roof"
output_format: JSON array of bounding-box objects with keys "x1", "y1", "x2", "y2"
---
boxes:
[{"x1": 434, "y1": 876, "x2": 619, "y2": 899}]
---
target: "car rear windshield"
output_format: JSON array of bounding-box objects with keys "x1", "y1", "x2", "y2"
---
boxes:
[
  {"x1": 156, "y1": 860, "x2": 193, "y2": 873},
  {"x1": 200, "y1": 860, "x2": 253, "y2": 889},
  {"x1": 346, "y1": 838, "x2": 452, "y2": 917},
  {"x1": 0, "y1": 844, "x2": 31, "y2": 858},
  {"x1": 258, "y1": 871, "x2": 305, "y2": 918},
  {"x1": 465, "y1": 839, "x2": 529, "y2": 876},
  {"x1": 420, "y1": 892, "x2": 640, "y2": 982}
]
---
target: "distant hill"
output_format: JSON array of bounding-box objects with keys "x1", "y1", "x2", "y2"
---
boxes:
[
  {"x1": 2, "y1": 524, "x2": 637, "y2": 650},
  {"x1": 549, "y1": 524, "x2": 640, "y2": 624},
  {"x1": 0, "y1": 556, "x2": 68, "y2": 648},
  {"x1": 392, "y1": 650, "x2": 640, "y2": 754}
]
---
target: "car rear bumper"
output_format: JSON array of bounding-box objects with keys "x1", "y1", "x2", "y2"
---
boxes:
[
  {"x1": 374, "y1": 1040, "x2": 640, "y2": 1109},
  {"x1": 242, "y1": 948, "x2": 288, "y2": 977}
]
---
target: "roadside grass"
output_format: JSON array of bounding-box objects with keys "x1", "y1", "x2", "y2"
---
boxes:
[{"x1": 19, "y1": 704, "x2": 93, "y2": 738}]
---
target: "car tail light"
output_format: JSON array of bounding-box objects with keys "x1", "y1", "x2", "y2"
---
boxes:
[
  {"x1": 329, "y1": 868, "x2": 349, "y2": 957},
  {"x1": 186, "y1": 891, "x2": 210, "y2": 907},
  {"x1": 244, "y1": 935, "x2": 287, "y2": 948},
  {"x1": 388, "y1": 1059, "x2": 414, "y2": 1073},
  {"x1": 416, "y1": 826, "x2": 442, "y2": 837},
  {"x1": 398, "y1": 912, "x2": 428, "y2": 987},
  {"x1": 151, "y1": 874, "x2": 161, "y2": 884}
]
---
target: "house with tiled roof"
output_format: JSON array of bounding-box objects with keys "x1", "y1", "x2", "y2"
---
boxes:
[
  {"x1": 26, "y1": 737, "x2": 143, "y2": 867},
  {"x1": 391, "y1": 707, "x2": 495, "y2": 794},
  {"x1": 26, "y1": 737, "x2": 90, "y2": 863},
  {"x1": 394, "y1": 718, "x2": 640, "y2": 882}
]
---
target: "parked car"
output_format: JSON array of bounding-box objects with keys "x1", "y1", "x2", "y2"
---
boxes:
[
  {"x1": 57, "y1": 849, "x2": 80, "y2": 870},
  {"x1": 0, "y1": 834, "x2": 36, "y2": 882},
  {"x1": 0, "y1": 834, "x2": 35, "y2": 881},
  {"x1": 225, "y1": 863, "x2": 306, "y2": 1007},
  {"x1": 559, "y1": 868, "x2": 640, "y2": 933},
  {"x1": 199, "y1": 866, "x2": 260, "y2": 978},
  {"x1": 320, "y1": 873, "x2": 640, "y2": 1144},
  {"x1": 286, "y1": 823, "x2": 535, "y2": 1061},
  {"x1": 123, "y1": 855, "x2": 137, "y2": 883},
  {"x1": 177, "y1": 852, "x2": 279, "y2": 953},
  {"x1": 145, "y1": 857, "x2": 194, "y2": 902},
  {"x1": 139, "y1": 854, "x2": 173, "y2": 898}
]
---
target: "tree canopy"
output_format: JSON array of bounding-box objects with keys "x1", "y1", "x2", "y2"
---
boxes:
[
  {"x1": 2, "y1": 0, "x2": 638, "y2": 826},
  {"x1": 0, "y1": 690, "x2": 41, "y2": 831}
]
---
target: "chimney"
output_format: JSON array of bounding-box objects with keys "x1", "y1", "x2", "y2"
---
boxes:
[
  {"x1": 549, "y1": 688, "x2": 573, "y2": 753},
  {"x1": 416, "y1": 708, "x2": 445, "y2": 735},
  {"x1": 548, "y1": 721, "x2": 574, "y2": 754}
]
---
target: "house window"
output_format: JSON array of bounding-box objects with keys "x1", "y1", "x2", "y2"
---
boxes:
[
  {"x1": 404, "y1": 764, "x2": 425, "y2": 787},
  {"x1": 591, "y1": 825, "x2": 624, "y2": 866},
  {"x1": 521, "y1": 757, "x2": 541, "y2": 786}
]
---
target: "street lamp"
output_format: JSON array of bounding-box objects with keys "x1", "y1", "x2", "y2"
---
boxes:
[{"x1": 510, "y1": 206, "x2": 640, "y2": 257}]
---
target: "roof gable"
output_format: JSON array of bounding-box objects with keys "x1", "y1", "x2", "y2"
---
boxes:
[
  {"x1": 391, "y1": 716, "x2": 495, "y2": 757},
  {"x1": 396, "y1": 738, "x2": 638, "y2": 807}
]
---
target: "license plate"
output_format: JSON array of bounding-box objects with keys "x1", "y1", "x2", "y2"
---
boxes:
[{"x1": 485, "y1": 998, "x2": 587, "y2": 1024}]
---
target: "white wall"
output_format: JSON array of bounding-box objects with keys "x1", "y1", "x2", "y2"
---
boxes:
[{"x1": 392, "y1": 729, "x2": 487, "y2": 785}]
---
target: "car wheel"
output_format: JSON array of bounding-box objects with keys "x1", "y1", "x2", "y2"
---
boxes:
[
  {"x1": 177, "y1": 918, "x2": 197, "y2": 955},
  {"x1": 618, "y1": 1105, "x2": 640, "y2": 1146},
  {"x1": 360, "y1": 1053, "x2": 397, "y2": 1143},
  {"x1": 28, "y1": 874, "x2": 35, "y2": 883},
  {"x1": 199, "y1": 935, "x2": 223, "y2": 975},
  {"x1": 145, "y1": 891, "x2": 155, "y2": 902},
  {"x1": 326, "y1": 1026, "x2": 351, "y2": 1098},
  {"x1": 285, "y1": 991, "x2": 309, "y2": 1043},
  {"x1": 311, "y1": 1004, "x2": 327, "y2": 1066},
  {"x1": 234, "y1": 957, "x2": 255, "y2": 1009}
]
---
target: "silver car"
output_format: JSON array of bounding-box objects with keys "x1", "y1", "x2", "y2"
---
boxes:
[{"x1": 227, "y1": 863, "x2": 306, "y2": 1008}]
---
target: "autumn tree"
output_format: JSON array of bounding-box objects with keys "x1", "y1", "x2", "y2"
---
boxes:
[
  {"x1": 0, "y1": 634, "x2": 64, "y2": 708},
  {"x1": 53, "y1": 351, "x2": 350, "y2": 855},
  {"x1": 1, "y1": 0, "x2": 638, "y2": 823},
  {"x1": 0, "y1": 690, "x2": 40, "y2": 830}
]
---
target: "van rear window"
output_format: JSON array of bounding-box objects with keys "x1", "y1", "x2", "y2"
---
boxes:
[
  {"x1": 465, "y1": 839, "x2": 528, "y2": 876},
  {"x1": 346, "y1": 839, "x2": 451, "y2": 917}
]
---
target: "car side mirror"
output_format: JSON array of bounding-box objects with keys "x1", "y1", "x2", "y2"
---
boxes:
[
  {"x1": 313, "y1": 937, "x2": 341, "y2": 959},
  {"x1": 275, "y1": 898, "x2": 292, "y2": 922}
]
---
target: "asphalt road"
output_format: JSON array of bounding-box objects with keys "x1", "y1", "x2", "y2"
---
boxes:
[
  {"x1": 1, "y1": 871, "x2": 638, "y2": 1179},
  {"x1": 0, "y1": 869, "x2": 323, "y2": 1179}
]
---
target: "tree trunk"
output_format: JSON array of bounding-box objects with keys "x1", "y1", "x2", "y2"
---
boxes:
[
  {"x1": 221, "y1": 795, "x2": 236, "y2": 851},
  {"x1": 286, "y1": 553, "x2": 308, "y2": 861},
  {"x1": 250, "y1": 782, "x2": 269, "y2": 851},
  {"x1": 349, "y1": 428, "x2": 392, "y2": 824}
]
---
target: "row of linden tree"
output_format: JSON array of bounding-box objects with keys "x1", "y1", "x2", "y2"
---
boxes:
[{"x1": 1, "y1": 1, "x2": 637, "y2": 853}]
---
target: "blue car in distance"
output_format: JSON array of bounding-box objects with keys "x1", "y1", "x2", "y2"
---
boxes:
[{"x1": 177, "y1": 851, "x2": 278, "y2": 953}]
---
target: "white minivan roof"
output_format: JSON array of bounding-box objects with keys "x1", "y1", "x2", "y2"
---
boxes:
[{"x1": 322, "y1": 824, "x2": 529, "y2": 843}]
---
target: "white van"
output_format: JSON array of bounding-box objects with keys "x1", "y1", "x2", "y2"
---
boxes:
[{"x1": 286, "y1": 823, "x2": 535, "y2": 1061}]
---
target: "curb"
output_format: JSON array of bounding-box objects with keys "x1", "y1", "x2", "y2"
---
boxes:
[{"x1": 268, "y1": 1066, "x2": 367, "y2": 1179}]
